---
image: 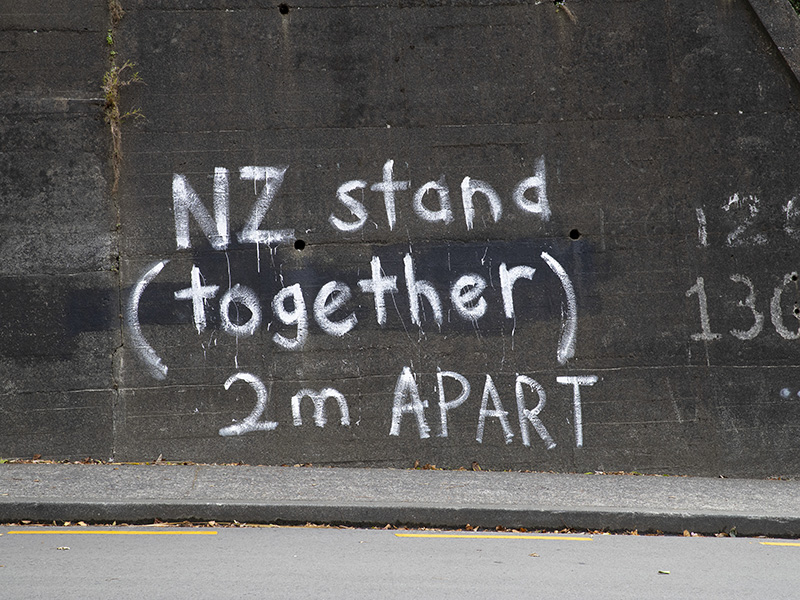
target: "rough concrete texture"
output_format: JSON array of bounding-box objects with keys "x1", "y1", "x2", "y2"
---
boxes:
[
  {"x1": 0, "y1": 1, "x2": 117, "y2": 460},
  {"x1": 3, "y1": 0, "x2": 800, "y2": 476}
]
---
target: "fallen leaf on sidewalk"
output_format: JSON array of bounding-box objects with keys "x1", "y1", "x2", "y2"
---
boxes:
[{"x1": 658, "y1": 570, "x2": 670, "y2": 575}]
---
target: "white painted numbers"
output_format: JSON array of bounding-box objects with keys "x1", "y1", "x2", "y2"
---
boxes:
[
  {"x1": 695, "y1": 195, "x2": 800, "y2": 248},
  {"x1": 686, "y1": 274, "x2": 800, "y2": 342},
  {"x1": 221, "y1": 374, "x2": 350, "y2": 436},
  {"x1": 689, "y1": 196, "x2": 800, "y2": 343},
  {"x1": 218, "y1": 372, "x2": 278, "y2": 437},
  {"x1": 685, "y1": 277, "x2": 722, "y2": 342}
]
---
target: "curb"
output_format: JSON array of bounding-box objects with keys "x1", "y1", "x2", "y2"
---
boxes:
[{"x1": 2, "y1": 500, "x2": 799, "y2": 537}]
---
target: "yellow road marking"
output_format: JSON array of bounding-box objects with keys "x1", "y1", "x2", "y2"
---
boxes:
[
  {"x1": 761, "y1": 541, "x2": 800, "y2": 547},
  {"x1": 6, "y1": 530, "x2": 217, "y2": 536},
  {"x1": 395, "y1": 533, "x2": 591, "y2": 541}
]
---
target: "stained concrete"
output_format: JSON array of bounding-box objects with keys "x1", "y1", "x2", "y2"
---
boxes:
[{"x1": 3, "y1": 1, "x2": 800, "y2": 476}]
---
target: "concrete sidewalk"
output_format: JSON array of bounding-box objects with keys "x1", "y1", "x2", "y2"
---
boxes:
[{"x1": 1, "y1": 464, "x2": 799, "y2": 537}]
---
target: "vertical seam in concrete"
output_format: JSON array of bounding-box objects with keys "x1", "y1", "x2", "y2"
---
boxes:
[
  {"x1": 746, "y1": 0, "x2": 800, "y2": 88},
  {"x1": 107, "y1": 0, "x2": 125, "y2": 463}
]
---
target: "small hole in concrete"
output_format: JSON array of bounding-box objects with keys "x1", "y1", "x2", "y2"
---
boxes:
[
  {"x1": 569, "y1": 229, "x2": 581, "y2": 240},
  {"x1": 294, "y1": 239, "x2": 306, "y2": 251},
  {"x1": 792, "y1": 273, "x2": 798, "y2": 282},
  {"x1": 279, "y1": 3, "x2": 289, "y2": 14}
]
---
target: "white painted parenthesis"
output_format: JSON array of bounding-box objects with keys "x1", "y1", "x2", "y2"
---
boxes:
[
  {"x1": 126, "y1": 260, "x2": 169, "y2": 380},
  {"x1": 541, "y1": 251, "x2": 577, "y2": 365}
]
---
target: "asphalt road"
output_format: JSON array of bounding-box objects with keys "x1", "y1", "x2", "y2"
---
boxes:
[{"x1": 1, "y1": 525, "x2": 798, "y2": 599}]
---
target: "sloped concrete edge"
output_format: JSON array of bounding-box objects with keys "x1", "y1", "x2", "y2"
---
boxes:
[{"x1": 748, "y1": 0, "x2": 800, "y2": 84}]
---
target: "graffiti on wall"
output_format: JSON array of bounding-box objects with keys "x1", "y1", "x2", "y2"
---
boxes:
[{"x1": 127, "y1": 158, "x2": 600, "y2": 450}]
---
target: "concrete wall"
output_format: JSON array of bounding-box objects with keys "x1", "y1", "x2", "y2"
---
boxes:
[
  {"x1": 0, "y1": 1, "x2": 116, "y2": 459},
  {"x1": 3, "y1": 0, "x2": 800, "y2": 476}
]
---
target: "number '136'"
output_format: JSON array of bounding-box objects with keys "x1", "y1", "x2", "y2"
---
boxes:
[{"x1": 686, "y1": 273, "x2": 800, "y2": 342}]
